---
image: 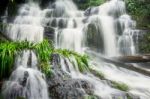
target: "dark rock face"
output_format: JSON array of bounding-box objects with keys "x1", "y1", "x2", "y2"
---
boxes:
[
  {"x1": 19, "y1": 71, "x2": 29, "y2": 87},
  {"x1": 44, "y1": 26, "x2": 55, "y2": 41},
  {"x1": 84, "y1": 7, "x2": 99, "y2": 16},
  {"x1": 0, "y1": 82, "x2": 3, "y2": 92},
  {"x1": 47, "y1": 54, "x2": 94, "y2": 99},
  {"x1": 86, "y1": 23, "x2": 104, "y2": 53},
  {"x1": 0, "y1": 0, "x2": 9, "y2": 16},
  {"x1": 49, "y1": 79, "x2": 91, "y2": 99}
]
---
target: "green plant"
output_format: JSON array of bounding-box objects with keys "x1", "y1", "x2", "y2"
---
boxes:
[
  {"x1": 35, "y1": 39, "x2": 54, "y2": 75},
  {"x1": 125, "y1": 0, "x2": 150, "y2": 29},
  {"x1": 111, "y1": 81, "x2": 129, "y2": 91},
  {"x1": 0, "y1": 39, "x2": 53, "y2": 79},
  {"x1": 0, "y1": 41, "x2": 17, "y2": 79},
  {"x1": 0, "y1": 38, "x2": 90, "y2": 78},
  {"x1": 139, "y1": 33, "x2": 150, "y2": 53},
  {"x1": 54, "y1": 49, "x2": 89, "y2": 72}
]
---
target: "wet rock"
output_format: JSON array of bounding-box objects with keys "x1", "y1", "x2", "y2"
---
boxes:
[
  {"x1": 19, "y1": 71, "x2": 29, "y2": 87},
  {"x1": 49, "y1": 79, "x2": 94, "y2": 99},
  {"x1": 50, "y1": 86, "x2": 84, "y2": 99},
  {"x1": 51, "y1": 54, "x2": 61, "y2": 67},
  {"x1": 112, "y1": 93, "x2": 127, "y2": 99},
  {"x1": 45, "y1": 10, "x2": 53, "y2": 17},
  {"x1": 44, "y1": 26, "x2": 55, "y2": 40},
  {"x1": 84, "y1": 7, "x2": 99, "y2": 16},
  {"x1": 127, "y1": 93, "x2": 140, "y2": 99},
  {"x1": 2, "y1": 81, "x2": 24, "y2": 99},
  {"x1": 47, "y1": 54, "x2": 95, "y2": 99},
  {"x1": 84, "y1": 95, "x2": 100, "y2": 99},
  {"x1": 58, "y1": 19, "x2": 67, "y2": 29},
  {"x1": 84, "y1": 7, "x2": 91, "y2": 16},
  {"x1": 51, "y1": 19, "x2": 57, "y2": 27},
  {"x1": 0, "y1": 81, "x2": 3, "y2": 91},
  {"x1": 44, "y1": 26, "x2": 55, "y2": 33},
  {"x1": 86, "y1": 23, "x2": 104, "y2": 53}
]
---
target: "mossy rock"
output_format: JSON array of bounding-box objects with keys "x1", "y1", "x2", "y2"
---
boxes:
[
  {"x1": 84, "y1": 95, "x2": 100, "y2": 99},
  {"x1": 111, "y1": 81, "x2": 129, "y2": 92}
]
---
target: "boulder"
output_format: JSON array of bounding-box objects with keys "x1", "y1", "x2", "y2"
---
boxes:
[
  {"x1": 47, "y1": 54, "x2": 95, "y2": 99},
  {"x1": 44, "y1": 26, "x2": 55, "y2": 40}
]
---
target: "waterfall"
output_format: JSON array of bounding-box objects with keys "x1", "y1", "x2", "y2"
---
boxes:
[
  {"x1": 49, "y1": 0, "x2": 85, "y2": 53},
  {"x1": 50, "y1": 0, "x2": 150, "y2": 98},
  {"x1": 5, "y1": 3, "x2": 44, "y2": 42},
  {"x1": 2, "y1": 1, "x2": 49, "y2": 99},
  {"x1": 1, "y1": 0, "x2": 150, "y2": 99}
]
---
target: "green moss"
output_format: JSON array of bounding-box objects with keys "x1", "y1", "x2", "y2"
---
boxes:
[
  {"x1": 54, "y1": 49, "x2": 89, "y2": 72},
  {"x1": 89, "y1": 68, "x2": 129, "y2": 92},
  {"x1": 127, "y1": 94, "x2": 133, "y2": 99},
  {"x1": 89, "y1": 68, "x2": 105, "y2": 80},
  {"x1": 111, "y1": 81, "x2": 129, "y2": 92},
  {"x1": 84, "y1": 95, "x2": 99, "y2": 99}
]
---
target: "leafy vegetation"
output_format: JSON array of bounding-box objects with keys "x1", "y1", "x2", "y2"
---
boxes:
[
  {"x1": 0, "y1": 39, "x2": 90, "y2": 79},
  {"x1": 139, "y1": 32, "x2": 150, "y2": 53},
  {"x1": 0, "y1": 39, "x2": 52, "y2": 79},
  {"x1": 54, "y1": 49, "x2": 89, "y2": 72},
  {"x1": 125, "y1": 0, "x2": 150, "y2": 29},
  {"x1": 35, "y1": 39, "x2": 54, "y2": 75},
  {"x1": 74, "y1": 0, "x2": 105, "y2": 10}
]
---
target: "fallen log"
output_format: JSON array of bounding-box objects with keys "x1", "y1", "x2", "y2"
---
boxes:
[
  {"x1": 87, "y1": 51, "x2": 150, "y2": 77},
  {"x1": 114, "y1": 55, "x2": 150, "y2": 63}
]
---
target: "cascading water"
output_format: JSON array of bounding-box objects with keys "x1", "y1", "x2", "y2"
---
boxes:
[
  {"x1": 2, "y1": 2, "x2": 49, "y2": 99},
  {"x1": 45, "y1": 0, "x2": 85, "y2": 53},
  {"x1": 50, "y1": 0, "x2": 150, "y2": 98},
  {"x1": 84, "y1": 0, "x2": 140, "y2": 56},
  {"x1": 117, "y1": 14, "x2": 138, "y2": 55},
  {"x1": 1, "y1": 0, "x2": 150, "y2": 99}
]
